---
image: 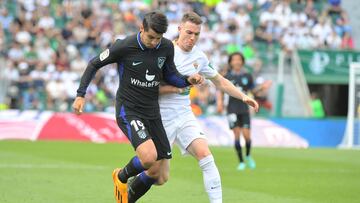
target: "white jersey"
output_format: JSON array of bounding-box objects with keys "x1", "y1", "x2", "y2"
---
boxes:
[{"x1": 159, "y1": 45, "x2": 218, "y2": 121}]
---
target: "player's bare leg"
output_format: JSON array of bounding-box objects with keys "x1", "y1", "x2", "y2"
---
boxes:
[
  {"x1": 145, "y1": 159, "x2": 170, "y2": 185},
  {"x1": 187, "y1": 138, "x2": 222, "y2": 203}
]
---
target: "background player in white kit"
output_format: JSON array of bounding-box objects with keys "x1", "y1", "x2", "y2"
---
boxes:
[{"x1": 132, "y1": 12, "x2": 259, "y2": 203}]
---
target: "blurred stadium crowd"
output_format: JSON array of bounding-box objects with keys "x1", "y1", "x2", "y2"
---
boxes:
[{"x1": 0, "y1": 0, "x2": 353, "y2": 115}]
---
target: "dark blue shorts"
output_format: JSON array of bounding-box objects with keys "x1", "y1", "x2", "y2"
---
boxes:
[
  {"x1": 227, "y1": 113, "x2": 251, "y2": 129},
  {"x1": 116, "y1": 105, "x2": 171, "y2": 160}
]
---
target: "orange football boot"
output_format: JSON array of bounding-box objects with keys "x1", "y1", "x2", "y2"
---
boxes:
[{"x1": 112, "y1": 168, "x2": 128, "y2": 203}]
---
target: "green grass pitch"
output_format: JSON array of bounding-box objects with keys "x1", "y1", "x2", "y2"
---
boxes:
[{"x1": 0, "y1": 141, "x2": 359, "y2": 203}]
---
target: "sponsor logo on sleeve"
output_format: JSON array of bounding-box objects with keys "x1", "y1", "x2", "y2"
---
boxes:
[{"x1": 99, "y1": 49, "x2": 110, "y2": 61}]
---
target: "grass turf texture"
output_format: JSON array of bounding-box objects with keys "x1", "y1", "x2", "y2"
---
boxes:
[{"x1": 0, "y1": 141, "x2": 359, "y2": 203}]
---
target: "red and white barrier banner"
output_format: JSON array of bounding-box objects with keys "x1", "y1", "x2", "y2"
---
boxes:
[
  {"x1": 0, "y1": 111, "x2": 308, "y2": 148},
  {"x1": 0, "y1": 110, "x2": 128, "y2": 143}
]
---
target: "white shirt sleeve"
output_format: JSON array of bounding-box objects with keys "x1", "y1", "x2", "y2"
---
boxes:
[{"x1": 198, "y1": 52, "x2": 218, "y2": 79}]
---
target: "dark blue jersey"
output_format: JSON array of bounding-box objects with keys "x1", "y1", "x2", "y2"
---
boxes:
[
  {"x1": 76, "y1": 33, "x2": 191, "y2": 119},
  {"x1": 225, "y1": 70, "x2": 255, "y2": 114}
]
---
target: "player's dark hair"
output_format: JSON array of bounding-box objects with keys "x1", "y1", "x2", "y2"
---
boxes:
[
  {"x1": 143, "y1": 11, "x2": 168, "y2": 34},
  {"x1": 228, "y1": 52, "x2": 245, "y2": 66},
  {"x1": 181, "y1": 12, "x2": 203, "y2": 25}
]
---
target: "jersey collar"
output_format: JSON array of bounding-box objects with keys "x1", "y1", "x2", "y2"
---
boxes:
[
  {"x1": 173, "y1": 39, "x2": 195, "y2": 54},
  {"x1": 231, "y1": 69, "x2": 246, "y2": 75},
  {"x1": 137, "y1": 32, "x2": 161, "y2": 51}
]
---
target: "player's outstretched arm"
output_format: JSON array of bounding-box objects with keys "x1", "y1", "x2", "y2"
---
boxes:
[
  {"x1": 211, "y1": 74, "x2": 259, "y2": 112},
  {"x1": 76, "y1": 40, "x2": 122, "y2": 97},
  {"x1": 216, "y1": 90, "x2": 225, "y2": 114},
  {"x1": 74, "y1": 39, "x2": 124, "y2": 114}
]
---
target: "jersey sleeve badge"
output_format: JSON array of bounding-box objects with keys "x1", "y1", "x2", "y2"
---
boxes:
[
  {"x1": 99, "y1": 49, "x2": 110, "y2": 61},
  {"x1": 158, "y1": 57, "x2": 166, "y2": 69}
]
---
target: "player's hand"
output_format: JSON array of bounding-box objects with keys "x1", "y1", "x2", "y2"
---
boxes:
[
  {"x1": 243, "y1": 95, "x2": 259, "y2": 112},
  {"x1": 177, "y1": 87, "x2": 187, "y2": 94},
  {"x1": 72, "y1": 96, "x2": 85, "y2": 115},
  {"x1": 187, "y1": 73, "x2": 204, "y2": 85},
  {"x1": 262, "y1": 80, "x2": 272, "y2": 89}
]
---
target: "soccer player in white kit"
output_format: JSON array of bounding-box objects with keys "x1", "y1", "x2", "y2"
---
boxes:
[{"x1": 137, "y1": 12, "x2": 259, "y2": 203}]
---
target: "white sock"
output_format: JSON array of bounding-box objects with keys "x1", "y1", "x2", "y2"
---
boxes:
[{"x1": 199, "y1": 155, "x2": 222, "y2": 203}]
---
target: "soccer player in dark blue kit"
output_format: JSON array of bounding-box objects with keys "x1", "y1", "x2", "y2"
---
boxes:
[
  {"x1": 217, "y1": 52, "x2": 257, "y2": 171},
  {"x1": 72, "y1": 11, "x2": 204, "y2": 203}
]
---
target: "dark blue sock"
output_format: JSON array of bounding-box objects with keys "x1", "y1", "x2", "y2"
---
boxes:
[
  {"x1": 246, "y1": 140, "x2": 252, "y2": 157},
  {"x1": 234, "y1": 140, "x2": 244, "y2": 163},
  {"x1": 118, "y1": 156, "x2": 145, "y2": 183},
  {"x1": 128, "y1": 172, "x2": 156, "y2": 203}
]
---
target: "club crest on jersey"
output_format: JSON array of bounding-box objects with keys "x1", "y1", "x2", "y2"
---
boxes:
[
  {"x1": 193, "y1": 62, "x2": 199, "y2": 69},
  {"x1": 242, "y1": 77, "x2": 248, "y2": 85},
  {"x1": 158, "y1": 57, "x2": 166, "y2": 69},
  {"x1": 137, "y1": 130, "x2": 147, "y2": 139}
]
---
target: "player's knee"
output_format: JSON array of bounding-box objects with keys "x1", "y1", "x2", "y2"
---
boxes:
[
  {"x1": 191, "y1": 145, "x2": 212, "y2": 160},
  {"x1": 196, "y1": 150, "x2": 212, "y2": 160},
  {"x1": 155, "y1": 172, "x2": 169, "y2": 185},
  {"x1": 141, "y1": 159, "x2": 156, "y2": 169},
  {"x1": 139, "y1": 153, "x2": 157, "y2": 169},
  {"x1": 188, "y1": 139, "x2": 212, "y2": 160},
  {"x1": 146, "y1": 164, "x2": 169, "y2": 185},
  {"x1": 232, "y1": 128, "x2": 241, "y2": 138},
  {"x1": 146, "y1": 168, "x2": 160, "y2": 180},
  {"x1": 242, "y1": 129, "x2": 251, "y2": 141}
]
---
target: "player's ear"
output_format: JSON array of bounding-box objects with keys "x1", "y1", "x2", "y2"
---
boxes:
[{"x1": 178, "y1": 25, "x2": 181, "y2": 32}]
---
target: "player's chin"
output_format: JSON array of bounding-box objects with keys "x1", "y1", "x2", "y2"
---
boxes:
[
  {"x1": 187, "y1": 44, "x2": 194, "y2": 49},
  {"x1": 147, "y1": 44, "x2": 156, "y2": 49}
]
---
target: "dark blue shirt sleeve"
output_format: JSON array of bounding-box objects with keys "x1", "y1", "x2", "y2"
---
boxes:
[
  {"x1": 162, "y1": 43, "x2": 191, "y2": 88},
  {"x1": 76, "y1": 39, "x2": 124, "y2": 97}
]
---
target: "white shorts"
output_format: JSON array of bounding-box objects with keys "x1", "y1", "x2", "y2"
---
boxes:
[{"x1": 161, "y1": 111, "x2": 207, "y2": 155}]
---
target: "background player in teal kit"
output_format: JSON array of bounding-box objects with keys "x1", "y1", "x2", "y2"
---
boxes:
[{"x1": 217, "y1": 52, "x2": 257, "y2": 171}]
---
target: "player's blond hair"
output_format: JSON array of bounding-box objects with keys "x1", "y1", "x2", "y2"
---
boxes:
[{"x1": 181, "y1": 12, "x2": 203, "y2": 25}]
